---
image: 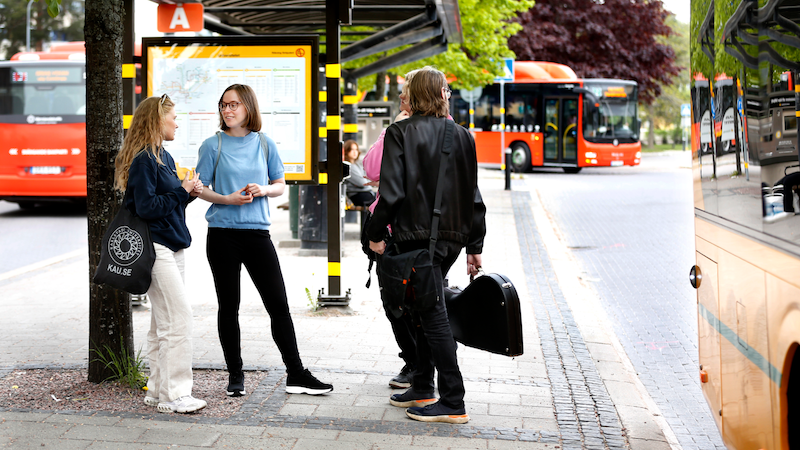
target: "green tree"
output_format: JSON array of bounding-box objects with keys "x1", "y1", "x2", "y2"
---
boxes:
[
  {"x1": 642, "y1": 14, "x2": 690, "y2": 147},
  {"x1": 344, "y1": 0, "x2": 534, "y2": 96},
  {"x1": 0, "y1": 0, "x2": 83, "y2": 60}
]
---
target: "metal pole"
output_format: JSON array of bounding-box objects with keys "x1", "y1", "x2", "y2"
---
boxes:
[
  {"x1": 501, "y1": 80, "x2": 510, "y2": 190},
  {"x1": 26, "y1": 0, "x2": 34, "y2": 52}
]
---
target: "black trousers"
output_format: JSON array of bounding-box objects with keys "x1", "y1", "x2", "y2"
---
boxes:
[
  {"x1": 375, "y1": 257, "x2": 418, "y2": 367},
  {"x1": 396, "y1": 239, "x2": 465, "y2": 409},
  {"x1": 206, "y1": 228, "x2": 304, "y2": 375}
]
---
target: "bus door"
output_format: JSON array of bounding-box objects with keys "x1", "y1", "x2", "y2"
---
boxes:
[{"x1": 543, "y1": 97, "x2": 579, "y2": 165}]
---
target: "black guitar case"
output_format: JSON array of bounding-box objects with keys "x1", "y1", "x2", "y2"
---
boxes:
[{"x1": 445, "y1": 273, "x2": 523, "y2": 357}]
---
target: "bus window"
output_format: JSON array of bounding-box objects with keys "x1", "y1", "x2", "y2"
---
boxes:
[
  {"x1": 583, "y1": 81, "x2": 638, "y2": 143},
  {"x1": 0, "y1": 65, "x2": 86, "y2": 116},
  {"x1": 472, "y1": 84, "x2": 500, "y2": 131}
]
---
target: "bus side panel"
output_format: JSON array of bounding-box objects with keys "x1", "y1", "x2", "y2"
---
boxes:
[
  {"x1": 717, "y1": 251, "x2": 773, "y2": 450},
  {"x1": 0, "y1": 123, "x2": 86, "y2": 197},
  {"x1": 694, "y1": 246, "x2": 723, "y2": 433},
  {"x1": 506, "y1": 132, "x2": 543, "y2": 167},
  {"x1": 765, "y1": 275, "x2": 800, "y2": 450},
  {"x1": 473, "y1": 132, "x2": 504, "y2": 166}
]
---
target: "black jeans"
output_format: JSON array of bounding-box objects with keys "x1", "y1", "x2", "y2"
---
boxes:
[
  {"x1": 397, "y1": 239, "x2": 465, "y2": 409},
  {"x1": 206, "y1": 228, "x2": 304, "y2": 375},
  {"x1": 375, "y1": 257, "x2": 418, "y2": 367}
]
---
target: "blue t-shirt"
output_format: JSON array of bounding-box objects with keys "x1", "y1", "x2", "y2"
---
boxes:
[{"x1": 196, "y1": 131, "x2": 284, "y2": 230}]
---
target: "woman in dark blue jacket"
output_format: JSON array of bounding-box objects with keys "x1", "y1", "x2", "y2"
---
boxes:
[{"x1": 113, "y1": 94, "x2": 206, "y2": 414}]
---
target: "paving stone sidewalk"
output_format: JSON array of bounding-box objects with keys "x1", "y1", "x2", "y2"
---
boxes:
[{"x1": 0, "y1": 169, "x2": 674, "y2": 449}]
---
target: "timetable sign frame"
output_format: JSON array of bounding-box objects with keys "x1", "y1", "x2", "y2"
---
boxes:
[{"x1": 142, "y1": 35, "x2": 320, "y2": 184}]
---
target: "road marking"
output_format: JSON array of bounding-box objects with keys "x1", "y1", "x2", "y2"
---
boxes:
[{"x1": 0, "y1": 249, "x2": 85, "y2": 282}]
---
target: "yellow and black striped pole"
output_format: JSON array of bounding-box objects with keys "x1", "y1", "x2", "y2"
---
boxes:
[{"x1": 122, "y1": 0, "x2": 135, "y2": 134}]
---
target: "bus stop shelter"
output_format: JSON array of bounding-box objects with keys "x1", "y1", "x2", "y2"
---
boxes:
[{"x1": 129, "y1": 0, "x2": 463, "y2": 304}]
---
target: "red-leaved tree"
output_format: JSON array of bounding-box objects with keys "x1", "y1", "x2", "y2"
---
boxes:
[{"x1": 508, "y1": 0, "x2": 679, "y2": 105}]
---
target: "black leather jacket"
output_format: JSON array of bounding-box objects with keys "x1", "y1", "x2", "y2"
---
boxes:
[{"x1": 366, "y1": 115, "x2": 486, "y2": 254}]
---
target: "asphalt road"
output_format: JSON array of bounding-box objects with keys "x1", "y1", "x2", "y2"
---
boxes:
[
  {"x1": 0, "y1": 200, "x2": 88, "y2": 275},
  {"x1": 522, "y1": 151, "x2": 726, "y2": 450}
]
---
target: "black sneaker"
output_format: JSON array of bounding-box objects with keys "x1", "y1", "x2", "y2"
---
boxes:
[
  {"x1": 226, "y1": 371, "x2": 246, "y2": 397},
  {"x1": 286, "y1": 369, "x2": 333, "y2": 395},
  {"x1": 389, "y1": 387, "x2": 437, "y2": 408},
  {"x1": 389, "y1": 364, "x2": 414, "y2": 389},
  {"x1": 406, "y1": 402, "x2": 469, "y2": 424}
]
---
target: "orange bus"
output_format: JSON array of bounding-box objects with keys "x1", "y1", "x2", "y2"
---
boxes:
[
  {"x1": 451, "y1": 61, "x2": 641, "y2": 173},
  {"x1": 0, "y1": 42, "x2": 141, "y2": 209},
  {"x1": 0, "y1": 43, "x2": 89, "y2": 208}
]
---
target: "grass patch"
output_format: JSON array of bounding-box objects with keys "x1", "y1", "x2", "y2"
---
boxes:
[
  {"x1": 642, "y1": 143, "x2": 689, "y2": 152},
  {"x1": 90, "y1": 338, "x2": 147, "y2": 390}
]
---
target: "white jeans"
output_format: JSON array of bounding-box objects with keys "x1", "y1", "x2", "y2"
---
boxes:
[{"x1": 146, "y1": 243, "x2": 194, "y2": 402}]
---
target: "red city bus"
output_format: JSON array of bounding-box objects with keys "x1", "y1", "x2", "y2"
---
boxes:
[
  {"x1": 451, "y1": 61, "x2": 641, "y2": 173},
  {"x1": 0, "y1": 43, "x2": 87, "y2": 208},
  {"x1": 0, "y1": 42, "x2": 141, "y2": 209}
]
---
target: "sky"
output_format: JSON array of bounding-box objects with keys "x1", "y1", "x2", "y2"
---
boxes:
[{"x1": 661, "y1": 0, "x2": 690, "y2": 24}]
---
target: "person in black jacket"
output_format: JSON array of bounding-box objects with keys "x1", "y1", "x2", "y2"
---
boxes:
[
  {"x1": 114, "y1": 94, "x2": 206, "y2": 414},
  {"x1": 367, "y1": 66, "x2": 487, "y2": 424}
]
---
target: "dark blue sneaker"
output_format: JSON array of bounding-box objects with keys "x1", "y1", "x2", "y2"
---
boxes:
[
  {"x1": 389, "y1": 387, "x2": 437, "y2": 408},
  {"x1": 406, "y1": 402, "x2": 469, "y2": 424}
]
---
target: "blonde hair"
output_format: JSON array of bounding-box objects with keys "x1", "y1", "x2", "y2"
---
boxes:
[
  {"x1": 114, "y1": 95, "x2": 174, "y2": 192},
  {"x1": 218, "y1": 84, "x2": 262, "y2": 132},
  {"x1": 407, "y1": 66, "x2": 449, "y2": 118}
]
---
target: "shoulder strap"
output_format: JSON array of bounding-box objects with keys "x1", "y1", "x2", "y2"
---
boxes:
[
  {"x1": 258, "y1": 132, "x2": 270, "y2": 181},
  {"x1": 429, "y1": 119, "x2": 455, "y2": 256},
  {"x1": 212, "y1": 131, "x2": 222, "y2": 187}
]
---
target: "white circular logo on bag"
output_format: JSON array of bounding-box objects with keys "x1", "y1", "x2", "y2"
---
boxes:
[{"x1": 108, "y1": 226, "x2": 144, "y2": 267}]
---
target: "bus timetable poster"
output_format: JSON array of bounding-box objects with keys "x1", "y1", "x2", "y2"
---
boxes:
[{"x1": 143, "y1": 36, "x2": 319, "y2": 184}]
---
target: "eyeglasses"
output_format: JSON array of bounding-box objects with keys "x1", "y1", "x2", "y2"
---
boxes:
[
  {"x1": 159, "y1": 93, "x2": 170, "y2": 105},
  {"x1": 219, "y1": 101, "x2": 242, "y2": 112},
  {"x1": 442, "y1": 86, "x2": 451, "y2": 99}
]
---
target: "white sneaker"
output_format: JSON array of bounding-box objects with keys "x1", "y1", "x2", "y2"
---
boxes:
[
  {"x1": 157, "y1": 395, "x2": 207, "y2": 414},
  {"x1": 143, "y1": 396, "x2": 159, "y2": 407}
]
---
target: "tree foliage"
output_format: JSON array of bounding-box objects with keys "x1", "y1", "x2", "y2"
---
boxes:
[
  {"x1": 344, "y1": 0, "x2": 533, "y2": 94},
  {"x1": 507, "y1": 0, "x2": 680, "y2": 104},
  {"x1": 0, "y1": 0, "x2": 82, "y2": 60},
  {"x1": 643, "y1": 15, "x2": 690, "y2": 135}
]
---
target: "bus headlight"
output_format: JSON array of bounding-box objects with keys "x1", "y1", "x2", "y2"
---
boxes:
[
  {"x1": 635, "y1": 151, "x2": 641, "y2": 158},
  {"x1": 585, "y1": 152, "x2": 597, "y2": 158}
]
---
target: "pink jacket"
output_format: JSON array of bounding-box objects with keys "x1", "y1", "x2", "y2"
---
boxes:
[
  {"x1": 363, "y1": 128, "x2": 386, "y2": 214},
  {"x1": 363, "y1": 115, "x2": 454, "y2": 214}
]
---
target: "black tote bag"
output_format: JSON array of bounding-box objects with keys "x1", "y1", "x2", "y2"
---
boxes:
[{"x1": 92, "y1": 206, "x2": 156, "y2": 295}]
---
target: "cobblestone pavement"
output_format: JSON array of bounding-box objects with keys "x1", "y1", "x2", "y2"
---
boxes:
[
  {"x1": 523, "y1": 152, "x2": 726, "y2": 450},
  {"x1": 0, "y1": 165, "x2": 675, "y2": 449}
]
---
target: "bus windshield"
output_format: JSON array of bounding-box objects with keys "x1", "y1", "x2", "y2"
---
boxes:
[
  {"x1": 582, "y1": 81, "x2": 638, "y2": 143},
  {"x1": 0, "y1": 64, "x2": 86, "y2": 117}
]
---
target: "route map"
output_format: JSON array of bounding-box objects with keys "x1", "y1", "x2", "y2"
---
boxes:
[{"x1": 149, "y1": 54, "x2": 308, "y2": 175}]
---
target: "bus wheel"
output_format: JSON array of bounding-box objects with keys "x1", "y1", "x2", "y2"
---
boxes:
[
  {"x1": 563, "y1": 167, "x2": 582, "y2": 174},
  {"x1": 510, "y1": 143, "x2": 531, "y2": 173},
  {"x1": 788, "y1": 347, "x2": 800, "y2": 448}
]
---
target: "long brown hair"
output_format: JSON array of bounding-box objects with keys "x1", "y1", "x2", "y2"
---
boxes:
[
  {"x1": 218, "y1": 84, "x2": 262, "y2": 131},
  {"x1": 407, "y1": 66, "x2": 449, "y2": 118},
  {"x1": 343, "y1": 139, "x2": 359, "y2": 163},
  {"x1": 114, "y1": 95, "x2": 174, "y2": 192}
]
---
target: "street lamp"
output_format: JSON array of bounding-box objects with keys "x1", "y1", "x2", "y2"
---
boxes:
[{"x1": 26, "y1": 0, "x2": 34, "y2": 52}]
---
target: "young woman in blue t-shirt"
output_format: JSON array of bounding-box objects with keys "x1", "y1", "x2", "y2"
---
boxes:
[
  {"x1": 114, "y1": 94, "x2": 206, "y2": 414},
  {"x1": 196, "y1": 84, "x2": 332, "y2": 397}
]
